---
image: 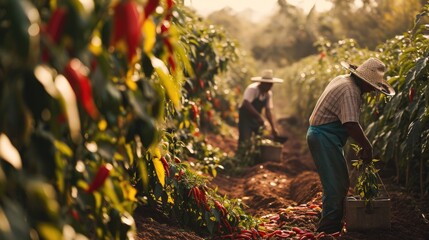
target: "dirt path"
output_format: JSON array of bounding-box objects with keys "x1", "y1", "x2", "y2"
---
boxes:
[{"x1": 209, "y1": 131, "x2": 429, "y2": 240}]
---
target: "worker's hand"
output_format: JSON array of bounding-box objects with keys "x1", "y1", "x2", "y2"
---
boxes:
[{"x1": 360, "y1": 146, "x2": 373, "y2": 164}]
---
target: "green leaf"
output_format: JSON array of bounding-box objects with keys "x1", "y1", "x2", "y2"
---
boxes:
[
  {"x1": 38, "y1": 223, "x2": 62, "y2": 240},
  {"x1": 211, "y1": 167, "x2": 217, "y2": 178},
  {"x1": 54, "y1": 140, "x2": 73, "y2": 157},
  {"x1": 138, "y1": 158, "x2": 149, "y2": 193},
  {"x1": 406, "y1": 120, "x2": 421, "y2": 155},
  {"x1": 151, "y1": 148, "x2": 165, "y2": 187},
  {"x1": 151, "y1": 56, "x2": 181, "y2": 108}
]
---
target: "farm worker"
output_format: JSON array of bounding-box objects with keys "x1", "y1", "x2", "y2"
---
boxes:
[
  {"x1": 238, "y1": 69, "x2": 283, "y2": 145},
  {"x1": 307, "y1": 58, "x2": 395, "y2": 234}
]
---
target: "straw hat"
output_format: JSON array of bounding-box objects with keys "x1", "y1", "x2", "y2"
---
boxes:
[
  {"x1": 251, "y1": 69, "x2": 284, "y2": 83},
  {"x1": 341, "y1": 58, "x2": 395, "y2": 96}
]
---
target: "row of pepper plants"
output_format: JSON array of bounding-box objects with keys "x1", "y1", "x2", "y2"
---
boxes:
[
  {"x1": 0, "y1": 0, "x2": 257, "y2": 239},
  {"x1": 362, "y1": 4, "x2": 429, "y2": 198},
  {"x1": 278, "y1": 3, "x2": 429, "y2": 198}
]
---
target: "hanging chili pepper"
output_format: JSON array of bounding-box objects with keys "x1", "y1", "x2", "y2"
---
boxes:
[
  {"x1": 165, "y1": 0, "x2": 174, "y2": 20},
  {"x1": 110, "y1": 2, "x2": 125, "y2": 47},
  {"x1": 199, "y1": 79, "x2": 205, "y2": 89},
  {"x1": 207, "y1": 110, "x2": 213, "y2": 122},
  {"x1": 71, "y1": 209, "x2": 80, "y2": 221},
  {"x1": 143, "y1": 0, "x2": 160, "y2": 20},
  {"x1": 162, "y1": 38, "x2": 175, "y2": 72},
  {"x1": 111, "y1": 0, "x2": 141, "y2": 61},
  {"x1": 409, "y1": 87, "x2": 415, "y2": 102},
  {"x1": 42, "y1": 7, "x2": 67, "y2": 62},
  {"x1": 86, "y1": 164, "x2": 113, "y2": 193},
  {"x1": 124, "y1": 1, "x2": 141, "y2": 61},
  {"x1": 160, "y1": 20, "x2": 170, "y2": 34},
  {"x1": 191, "y1": 103, "x2": 199, "y2": 120},
  {"x1": 46, "y1": 8, "x2": 67, "y2": 43},
  {"x1": 199, "y1": 188, "x2": 210, "y2": 211},
  {"x1": 166, "y1": 0, "x2": 173, "y2": 11},
  {"x1": 175, "y1": 169, "x2": 184, "y2": 181},
  {"x1": 160, "y1": 157, "x2": 170, "y2": 178},
  {"x1": 167, "y1": 54, "x2": 176, "y2": 73},
  {"x1": 191, "y1": 186, "x2": 201, "y2": 208},
  {"x1": 214, "y1": 200, "x2": 227, "y2": 216},
  {"x1": 163, "y1": 38, "x2": 174, "y2": 54},
  {"x1": 64, "y1": 59, "x2": 100, "y2": 119}
]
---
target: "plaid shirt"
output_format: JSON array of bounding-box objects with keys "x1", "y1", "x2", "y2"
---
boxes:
[{"x1": 309, "y1": 75, "x2": 362, "y2": 126}]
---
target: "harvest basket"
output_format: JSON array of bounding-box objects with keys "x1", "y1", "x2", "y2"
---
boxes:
[
  {"x1": 346, "y1": 169, "x2": 391, "y2": 231},
  {"x1": 259, "y1": 143, "x2": 282, "y2": 162},
  {"x1": 345, "y1": 196, "x2": 391, "y2": 231}
]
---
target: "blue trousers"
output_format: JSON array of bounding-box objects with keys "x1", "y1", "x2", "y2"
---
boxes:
[{"x1": 306, "y1": 121, "x2": 349, "y2": 233}]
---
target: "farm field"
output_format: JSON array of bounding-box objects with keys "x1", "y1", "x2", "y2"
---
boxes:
[{"x1": 134, "y1": 129, "x2": 429, "y2": 239}]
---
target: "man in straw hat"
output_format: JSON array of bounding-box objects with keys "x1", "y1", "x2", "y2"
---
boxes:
[
  {"x1": 238, "y1": 69, "x2": 283, "y2": 145},
  {"x1": 307, "y1": 58, "x2": 395, "y2": 234}
]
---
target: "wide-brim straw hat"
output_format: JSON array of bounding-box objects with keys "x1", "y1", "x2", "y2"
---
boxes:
[
  {"x1": 251, "y1": 69, "x2": 284, "y2": 83},
  {"x1": 341, "y1": 58, "x2": 395, "y2": 96}
]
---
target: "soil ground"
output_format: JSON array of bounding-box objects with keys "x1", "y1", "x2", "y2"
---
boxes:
[{"x1": 134, "y1": 126, "x2": 429, "y2": 240}]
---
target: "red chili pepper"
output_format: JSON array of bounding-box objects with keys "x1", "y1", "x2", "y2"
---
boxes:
[
  {"x1": 46, "y1": 8, "x2": 67, "y2": 43},
  {"x1": 191, "y1": 103, "x2": 199, "y2": 120},
  {"x1": 174, "y1": 157, "x2": 181, "y2": 163},
  {"x1": 214, "y1": 200, "x2": 227, "y2": 216},
  {"x1": 160, "y1": 157, "x2": 170, "y2": 177},
  {"x1": 163, "y1": 38, "x2": 174, "y2": 54},
  {"x1": 315, "y1": 232, "x2": 326, "y2": 239},
  {"x1": 124, "y1": 1, "x2": 141, "y2": 61},
  {"x1": 251, "y1": 228, "x2": 260, "y2": 239},
  {"x1": 214, "y1": 98, "x2": 221, "y2": 108},
  {"x1": 111, "y1": 0, "x2": 141, "y2": 61},
  {"x1": 64, "y1": 59, "x2": 100, "y2": 120},
  {"x1": 165, "y1": 0, "x2": 174, "y2": 20},
  {"x1": 167, "y1": 54, "x2": 176, "y2": 73},
  {"x1": 160, "y1": 20, "x2": 170, "y2": 34},
  {"x1": 301, "y1": 232, "x2": 315, "y2": 239},
  {"x1": 222, "y1": 218, "x2": 233, "y2": 233},
  {"x1": 207, "y1": 110, "x2": 213, "y2": 121},
  {"x1": 166, "y1": 0, "x2": 173, "y2": 10},
  {"x1": 199, "y1": 79, "x2": 205, "y2": 89},
  {"x1": 292, "y1": 227, "x2": 305, "y2": 234},
  {"x1": 86, "y1": 164, "x2": 112, "y2": 193},
  {"x1": 111, "y1": 2, "x2": 126, "y2": 46},
  {"x1": 192, "y1": 187, "x2": 201, "y2": 208},
  {"x1": 143, "y1": 0, "x2": 160, "y2": 20},
  {"x1": 160, "y1": 156, "x2": 168, "y2": 166},
  {"x1": 175, "y1": 169, "x2": 184, "y2": 181},
  {"x1": 42, "y1": 8, "x2": 67, "y2": 61},
  {"x1": 264, "y1": 230, "x2": 281, "y2": 239},
  {"x1": 257, "y1": 230, "x2": 267, "y2": 237},
  {"x1": 199, "y1": 187, "x2": 210, "y2": 211},
  {"x1": 409, "y1": 87, "x2": 415, "y2": 102},
  {"x1": 71, "y1": 209, "x2": 80, "y2": 221}
]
